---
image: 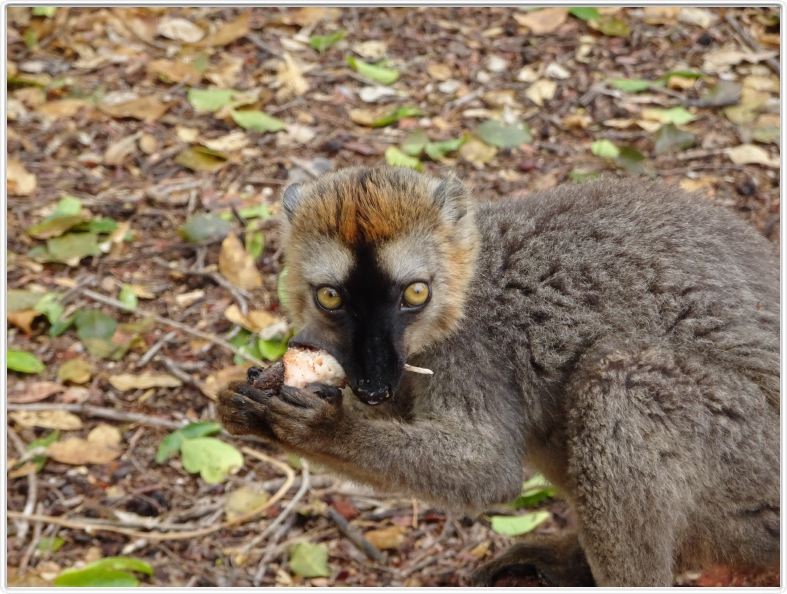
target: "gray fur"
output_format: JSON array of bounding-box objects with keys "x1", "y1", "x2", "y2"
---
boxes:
[{"x1": 219, "y1": 176, "x2": 779, "y2": 586}]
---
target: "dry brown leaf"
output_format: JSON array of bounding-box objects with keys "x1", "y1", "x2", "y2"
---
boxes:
[
  {"x1": 108, "y1": 372, "x2": 182, "y2": 391},
  {"x1": 8, "y1": 158, "x2": 37, "y2": 196},
  {"x1": 204, "y1": 364, "x2": 250, "y2": 399},
  {"x1": 677, "y1": 8, "x2": 717, "y2": 28},
  {"x1": 219, "y1": 233, "x2": 262, "y2": 290},
  {"x1": 275, "y1": 53, "x2": 310, "y2": 99},
  {"x1": 8, "y1": 381, "x2": 64, "y2": 404},
  {"x1": 563, "y1": 109, "x2": 592, "y2": 130},
  {"x1": 205, "y1": 54, "x2": 244, "y2": 88},
  {"x1": 459, "y1": 136, "x2": 497, "y2": 168},
  {"x1": 513, "y1": 8, "x2": 567, "y2": 35},
  {"x1": 726, "y1": 144, "x2": 779, "y2": 168},
  {"x1": 197, "y1": 14, "x2": 249, "y2": 47},
  {"x1": 224, "y1": 303, "x2": 286, "y2": 334},
  {"x1": 147, "y1": 59, "x2": 201, "y2": 84},
  {"x1": 104, "y1": 133, "x2": 141, "y2": 166},
  {"x1": 426, "y1": 63, "x2": 452, "y2": 81},
  {"x1": 525, "y1": 79, "x2": 557, "y2": 106},
  {"x1": 10, "y1": 410, "x2": 83, "y2": 430},
  {"x1": 157, "y1": 17, "x2": 204, "y2": 43},
  {"x1": 352, "y1": 40, "x2": 387, "y2": 60},
  {"x1": 175, "y1": 289, "x2": 205, "y2": 308},
  {"x1": 61, "y1": 386, "x2": 91, "y2": 403},
  {"x1": 139, "y1": 133, "x2": 159, "y2": 154},
  {"x1": 99, "y1": 96, "x2": 170, "y2": 122},
  {"x1": 7, "y1": 309, "x2": 40, "y2": 335},
  {"x1": 642, "y1": 6, "x2": 679, "y2": 25},
  {"x1": 680, "y1": 176, "x2": 717, "y2": 195},
  {"x1": 203, "y1": 131, "x2": 249, "y2": 153},
  {"x1": 702, "y1": 48, "x2": 777, "y2": 73},
  {"x1": 364, "y1": 525, "x2": 407, "y2": 550},
  {"x1": 284, "y1": 7, "x2": 341, "y2": 26},
  {"x1": 58, "y1": 358, "x2": 93, "y2": 385},
  {"x1": 47, "y1": 423, "x2": 122, "y2": 465}
]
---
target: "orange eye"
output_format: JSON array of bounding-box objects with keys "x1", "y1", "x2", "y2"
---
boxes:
[
  {"x1": 403, "y1": 282, "x2": 430, "y2": 308},
  {"x1": 316, "y1": 286, "x2": 342, "y2": 310}
]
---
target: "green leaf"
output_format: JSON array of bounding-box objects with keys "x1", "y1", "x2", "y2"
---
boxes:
[
  {"x1": 653, "y1": 123, "x2": 696, "y2": 155},
  {"x1": 24, "y1": 29, "x2": 38, "y2": 49},
  {"x1": 385, "y1": 146, "x2": 424, "y2": 172},
  {"x1": 609, "y1": 78, "x2": 653, "y2": 93},
  {"x1": 8, "y1": 350, "x2": 44, "y2": 374},
  {"x1": 37, "y1": 536, "x2": 65, "y2": 553},
  {"x1": 371, "y1": 106, "x2": 423, "y2": 128},
  {"x1": 568, "y1": 7, "x2": 600, "y2": 21},
  {"x1": 155, "y1": 421, "x2": 221, "y2": 464},
  {"x1": 258, "y1": 336, "x2": 288, "y2": 361},
  {"x1": 425, "y1": 137, "x2": 465, "y2": 161},
  {"x1": 230, "y1": 110, "x2": 285, "y2": 133},
  {"x1": 34, "y1": 293, "x2": 63, "y2": 325},
  {"x1": 179, "y1": 213, "x2": 232, "y2": 243},
  {"x1": 118, "y1": 285, "x2": 138, "y2": 311},
  {"x1": 401, "y1": 129, "x2": 429, "y2": 156},
  {"x1": 231, "y1": 329, "x2": 263, "y2": 365},
  {"x1": 476, "y1": 119, "x2": 532, "y2": 148},
  {"x1": 83, "y1": 217, "x2": 118, "y2": 234},
  {"x1": 187, "y1": 88, "x2": 238, "y2": 112},
  {"x1": 346, "y1": 55, "x2": 399, "y2": 85},
  {"x1": 245, "y1": 229, "x2": 265, "y2": 259},
  {"x1": 49, "y1": 315, "x2": 75, "y2": 337},
  {"x1": 490, "y1": 511, "x2": 551, "y2": 536},
  {"x1": 237, "y1": 203, "x2": 271, "y2": 220},
  {"x1": 512, "y1": 473, "x2": 557, "y2": 508},
  {"x1": 54, "y1": 195, "x2": 83, "y2": 216},
  {"x1": 8, "y1": 289, "x2": 47, "y2": 312},
  {"x1": 289, "y1": 542, "x2": 330, "y2": 578},
  {"x1": 568, "y1": 167, "x2": 600, "y2": 183},
  {"x1": 309, "y1": 30, "x2": 346, "y2": 53},
  {"x1": 594, "y1": 15, "x2": 630, "y2": 37},
  {"x1": 74, "y1": 309, "x2": 117, "y2": 340},
  {"x1": 57, "y1": 358, "x2": 93, "y2": 384},
  {"x1": 42, "y1": 232, "x2": 102, "y2": 265},
  {"x1": 645, "y1": 106, "x2": 695, "y2": 126},
  {"x1": 176, "y1": 146, "x2": 228, "y2": 172},
  {"x1": 28, "y1": 430, "x2": 60, "y2": 451},
  {"x1": 32, "y1": 6, "x2": 57, "y2": 17},
  {"x1": 615, "y1": 146, "x2": 646, "y2": 173},
  {"x1": 591, "y1": 138, "x2": 620, "y2": 159},
  {"x1": 181, "y1": 437, "x2": 243, "y2": 484},
  {"x1": 54, "y1": 557, "x2": 152, "y2": 587},
  {"x1": 27, "y1": 214, "x2": 87, "y2": 239}
]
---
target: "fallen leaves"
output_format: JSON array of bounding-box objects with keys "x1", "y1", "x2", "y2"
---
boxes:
[
  {"x1": 8, "y1": 349, "x2": 45, "y2": 374},
  {"x1": 289, "y1": 542, "x2": 330, "y2": 579},
  {"x1": 181, "y1": 437, "x2": 243, "y2": 484},
  {"x1": 225, "y1": 486, "x2": 270, "y2": 521},
  {"x1": 58, "y1": 358, "x2": 94, "y2": 384},
  {"x1": 364, "y1": 525, "x2": 407, "y2": 550},
  {"x1": 11, "y1": 410, "x2": 83, "y2": 430},
  {"x1": 47, "y1": 423, "x2": 123, "y2": 465},
  {"x1": 99, "y1": 95, "x2": 170, "y2": 122},
  {"x1": 726, "y1": 144, "x2": 779, "y2": 168},
  {"x1": 157, "y1": 17, "x2": 204, "y2": 43},
  {"x1": 513, "y1": 8, "x2": 567, "y2": 35},
  {"x1": 108, "y1": 372, "x2": 182, "y2": 391},
  {"x1": 219, "y1": 233, "x2": 263, "y2": 290},
  {"x1": 489, "y1": 511, "x2": 551, "y2": 536},
  {"x1": 9, "y1": 381, "x2": 64, "y2": 404},
  {"x1": 8, "y1": 159, "x2": 36, "y2": 196}
]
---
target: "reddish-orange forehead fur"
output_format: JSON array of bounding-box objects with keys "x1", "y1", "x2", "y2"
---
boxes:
[{"x1": 288, "y1": 167, "x2": 445, "y2": 246}]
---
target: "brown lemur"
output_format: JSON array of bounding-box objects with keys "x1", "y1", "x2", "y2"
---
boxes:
[{"x1": 218, "y1": 167, "x2": 779, "y2": 586}]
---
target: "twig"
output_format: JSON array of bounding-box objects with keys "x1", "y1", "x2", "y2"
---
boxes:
[
  {"x1": 161, "y1": 356, "x2": 212, "y2": 399},
  {"x1": 8, "y1": 427, "x2": 36, "y2": 544},
  {"x1": 78, "y1": 287, "x2": 265, "y2": 366},
  {"x1": 137, "y1": 330, "x2": 177, "y2": 368},
  {"x1": 725, "y1": 11, "x2": 779, "y2": 74},
  {"x1": 19, "y1": 505, "x2": 43, "y2": 573},
  {"x1": 326, "y1": 506, "x2": 385, "y2": 563},
  {"x1": 8, "y1": 402, "x2": 182, "y2": 430},
  {"x1": 7, "y1": 447, "x2": 295, "y2": 542}
]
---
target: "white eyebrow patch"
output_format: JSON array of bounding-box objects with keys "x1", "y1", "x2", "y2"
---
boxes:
[
  {"x1": 378, "y1": 234, "x2": 434, "y2": 283},
  {"x1": 300, "y1": 238, "x2": 354, "y2": 285}
]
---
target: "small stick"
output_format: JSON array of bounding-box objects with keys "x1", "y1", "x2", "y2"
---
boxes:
[
  {"x1": 136, "y1": 330, "x2": 176, "y2": 368},
  {"x1": 325, "y1": 506, "x2": 385, "y2": 563},
  {"x1": 8, "y1": 402, "x2": 182, "y2": 430},
  {"x1": 79, "y1": 287, "x2": 265, "y2": 366},
  {"x1": 161, "y1": 356, "x2": 212, "y2": 399},
  {"x1": 404, "y1": 363, "x2": 433, "y2": 375}
]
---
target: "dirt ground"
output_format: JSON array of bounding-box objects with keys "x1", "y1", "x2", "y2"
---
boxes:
[{"x1": 6, "y1": 7, "x2": 780, "y2": 587}]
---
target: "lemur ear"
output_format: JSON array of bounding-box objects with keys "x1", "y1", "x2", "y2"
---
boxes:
[
  {"x1": 282, "y1": 183, "x2": 302, "y2": 221},
  {"x1": 433, "y1": 175, "x2": 470, "y2": 222}
]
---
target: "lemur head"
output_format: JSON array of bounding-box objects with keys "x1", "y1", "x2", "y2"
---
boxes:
[{"x1": 280, "y1": 167, "x2": 479, "y2": 405}]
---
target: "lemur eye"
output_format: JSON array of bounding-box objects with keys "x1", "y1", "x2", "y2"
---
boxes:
[
  {"x1": 402, "y1": 282, "x2": 430, "y2": 308},
  {"x1": 315, "y1": 286, "x2": 342, "y2": 310}
]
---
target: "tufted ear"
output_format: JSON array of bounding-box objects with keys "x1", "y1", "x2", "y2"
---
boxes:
[
  {"x1": 281, "y1": 183, "x2": 303, "y2": 222},
  {"x1": 433, "y1": 175, "x2": 470, "y2": 223}
]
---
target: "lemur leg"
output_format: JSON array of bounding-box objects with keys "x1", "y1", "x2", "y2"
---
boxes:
[
  {"x1": 473, "y1": 532, "x2": 595, "y2": 586},
  {"x1": 565, "y1": 343, "x2": 699, "y2": 586}
]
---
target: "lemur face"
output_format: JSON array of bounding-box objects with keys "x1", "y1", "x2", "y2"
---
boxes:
[{"x1": 280, "y1": 167, "x2": 478, "y2": 405}]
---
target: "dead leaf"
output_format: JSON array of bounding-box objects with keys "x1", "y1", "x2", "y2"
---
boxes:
[
  {"x1": 8, "y1": 381, "x2": 63, "y2": 404},
  {"x1": 8, "y1": 158, "x2": 37, "y2": 196},
  {"x1": 702, "y1": 48, "x2": 777, "y2": 73},
  {"x1": 47, "y1": 423, "x2": 122, "y2": 465},
  {"x1": 224, "y1": 303, "x2": 286, "y2": 334},
  {"x1": 11, "y1": 410, "x2": 83, "y2": 430},
  {"x1": 204, "y1": 364, "x2": 250, "y2": 399},
  {"x1": 139, "y1": 134, "x2": 158, "y2": 154},
  {"x1": 61, "y1": 386, "x2": 91, "y2": 403},
  {"x1": 680, "y1": 176, "x2": 717, "y2": 195},
  {"x1": 459, "y1": 136, "x2": 497, "y2": 168},
  {"x1": 282, "y1": 7, "x2": 341, "y2": 27},
  {"x1": 7, "y1": 309, "x2": 40, "y2": 334},
  {"x1": 99, "y1": 96, "x2": 169, "y2": 122},
  {"x1": 157, "y1": 17, "x2": 204, "y2": 43},
  {"x1": 525, "y1": 79, "x2": 557, "y2": 106},
  {"x1": 677, "y1": 8, "x2": 717, "y2": 28},
  {"x1": 104, "y1": 133, "x2": 141, "y2": 166},
  {"x1": 275, "y1": 53, "x2": 309, "y2": 99},
  {"x1": 364, "y1": 525, "x2": 407, "y2": 550},
  {"x1": 219, "y1": 233, "x2": 262, "y2": 290},
  {"x1": 225, "y1": 485, "x2": 269, "y2": 521},
  {"x1": 58, "y1": 358, "x2": 93, "y2": 384},
  {"x1": 513, "y1": 8, "x2": 567, "y2": 35},
  {"x1": 563, "y1": 109, "x2": 592, "y2": 130},
  {"x1": 426, "y1": 63, "x2": 452, "y2": 80},
  {"x1": 203, "y1": 131, "x2": 249, "y2": 153},
  {"x1": 108, "y1": 372, "x2": 182, "y2": 391},
  {"x1": 726, "y1": 144, "x2": 779, "y2": 168},
  {"x1": 752, "y1": 113, "x2": 780, "y2": 144},
  {"x1": 175, "y1": 289, "x2": 205, "y2": 308},
  {"x1": 205, "y1": 54, "x2": 244, "y2": 88},
  {"x1": 642, "y1": 6, "x2": 679, "y2": 25},
  {"x1": 197, "y1": 14, "x2": 249, "y2": 47},
  {"x1": 147, "y1": 59, "x2": 201, "y2": 84},
  {"x1": 352, "y1": 40, "x2": 387, "y2": 60}
]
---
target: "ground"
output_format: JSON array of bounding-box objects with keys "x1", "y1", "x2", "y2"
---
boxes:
[{"x1": 6, "y1": 6, "x2": 780, "y2": 587}]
